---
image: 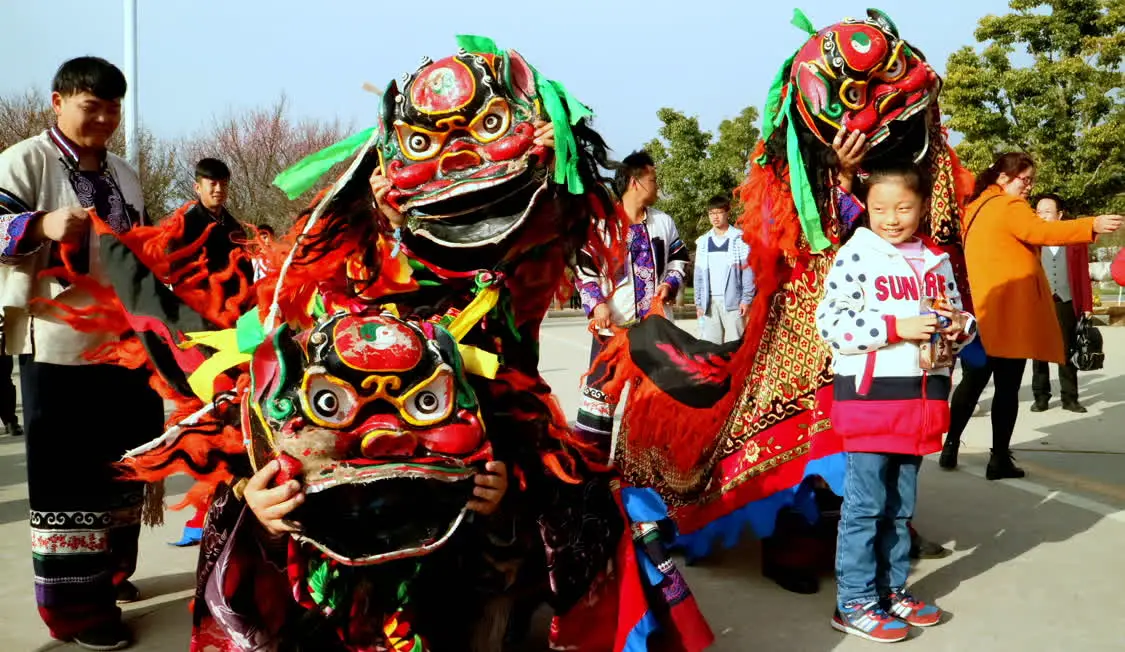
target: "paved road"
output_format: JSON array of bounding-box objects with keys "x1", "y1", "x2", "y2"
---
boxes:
[{"x1": 1, "y1": 317, "x2": 1123, "y2": 650}]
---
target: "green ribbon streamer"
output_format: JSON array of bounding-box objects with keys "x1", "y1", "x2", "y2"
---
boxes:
[
  {"x1": 752, "y1": 7, "x2": 829, "y2": 251},
  {"x1": 758, "y1": 54, "x2": 797, "y2": 157},
  {"x1": 790, "y1": 8, "x2": 817, "y2": 35},
  {"x1": 307, "y1": 558, "x2": 339, "y2": 610},
  {"x1": 786, "y1": 113, "x2": 831, "y2": 252},
  {"x1": 456, "y1": 34, "x2": 591, "y2": 194},
  {"x1": 272, "y1": 126, "x2": 376, "y2": 200},
  {"x1": 235, "y1": 307, "x2": 265, "y2": 354}
]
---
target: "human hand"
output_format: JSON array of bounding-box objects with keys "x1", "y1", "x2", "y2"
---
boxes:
[
  {"x1": 35, "y1": 207, "x2": 89, "y2": 244},
  {"x1": 244, "y1": 459, "x2": 304, "y2": 537},
  {"x1": 369, "y1": 169, "x2": 405, "y2": 229},
  {"x1": 832, "y1": 128, "x2": 867, "y2": 191},
  {"x1": 936, "y1": 309, "x2": 965, "y2": 340},
  {"x1": 467, "y1": 461, "x2": 508, "y2": 516},
  {"x1": 591, "y1": 303, "x2": 612, "y2": 330},
  {"x1": 654, "y1": 283, "x2": 673, "y2": 304},
  {"x1": 696, "y1": 306, "x2": 705, "y2": 319},
  {"x1": 739, "y1": 303, "x2": 751, "y2": 318},
  {"x1": 534, "y1": 120, "x2": 555, "y2": 149},
  {"x1": 896, "y1": 314, "x2": 939, "y2": 341},
  {"x1": 1094, "y1": 214, "x2": 1123, "y2": 234}
]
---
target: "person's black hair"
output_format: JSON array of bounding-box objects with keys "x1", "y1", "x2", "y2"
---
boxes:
[
  {"x1": 707, "y1": 194, "x2": 731, "y2": 212},
  {"x1": 195, "y1": 158, "x2": 232, "y2": 182},
  {"x1": 612, "y1": 150, "x2": 655, "y2": 197},
  {"x1": 51, "y1": 57, "x2": 127, "y2": 100},
  {"x1": 1034, "y1": 192, "x2": 1066, "y2": 214},
  {"x1": 865, "y1": 164, "x2": 932, "y2": 200},
  {"x1": 970, "y1": 152, "x2": 1036, "y2": 202},
  {"x1": 257, "y1": 223, "x2": 276, "y2": 236}
]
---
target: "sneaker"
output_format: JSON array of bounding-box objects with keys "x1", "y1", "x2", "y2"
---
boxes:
[
  {"x1": 831, "y1": 601, "x2": 909, "y2": 643},
  {"x1": 70, "y1": 621, "x2": 133, "y2": 650},
  {"x1": 887, "y1": 590, "x2": 943, "y2": 627},
  {"x1": 115, "y1": 580, "x2": 141, "y2": 604},
  {"x1": 1030, "y1": 397, "x2": 1049, "y2": 412},
  {"x1": 986, "y1": 450, "x2": 1026, "y2": 480}
]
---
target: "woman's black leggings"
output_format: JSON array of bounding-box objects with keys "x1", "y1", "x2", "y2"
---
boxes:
[{"x1": 948, "y1": 356, "x2": 1029, "y2": 452}]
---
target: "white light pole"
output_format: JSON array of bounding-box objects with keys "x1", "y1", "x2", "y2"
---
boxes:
[{"x1": 124, "y1": 0, "x2": 139, "y2": 168}]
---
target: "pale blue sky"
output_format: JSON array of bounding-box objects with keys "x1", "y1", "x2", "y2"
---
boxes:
[{"x1": 2, "y1": 0, "x2": 1013, "y2": 154}]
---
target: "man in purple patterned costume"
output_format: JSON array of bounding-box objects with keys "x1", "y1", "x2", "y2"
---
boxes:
[{"x1": 573, "y1": 150, "x2": 689, "y2": 459}]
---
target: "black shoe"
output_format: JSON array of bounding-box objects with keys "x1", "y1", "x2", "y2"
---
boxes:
[
  {"x1": 910, "y1": 534, "x2": 951, "y2": 560},
  {"x1": 986, "y1": 450, "x2": 1026, "y2": 481},
  {"x1": 938, "y1": 437, "x2": 960, "y2": 470},
  {"x1": 763, "y1": 564, "x2": 820, "y2": 594},
  {"x1": 4, "y1": 422, "x2": 21, "y2": 436},
  {"x1": 1062, "y1": 401, "x2": 1087, "y2": 414},
  {"x1": 70, "y1": 621, "x2": 132, "y2": 650},
  {"x1": 115, "y1": 580, "x2": 140, "y2": 604},
  {"x1": 1030, "y1": 397, "x2": 1049, "y2": 412}
]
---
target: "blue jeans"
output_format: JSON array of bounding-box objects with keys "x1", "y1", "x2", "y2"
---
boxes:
[{"x1": 836, "y1": 452, "x2": 921, "y2": 610}]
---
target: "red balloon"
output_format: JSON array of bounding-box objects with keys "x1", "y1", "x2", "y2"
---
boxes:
[{"x1": 1112, "y1": 248, "x2": 1125, "y2": 286}]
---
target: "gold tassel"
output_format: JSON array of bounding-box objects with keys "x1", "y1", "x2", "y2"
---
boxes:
[{"x1": 142, "y1": 480, "x2": 166, "y2": 527}]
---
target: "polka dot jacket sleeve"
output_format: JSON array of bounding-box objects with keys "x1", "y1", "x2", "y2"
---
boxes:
[{"x1": 815, "y1": 251, "x2": 892, "y2": 355}]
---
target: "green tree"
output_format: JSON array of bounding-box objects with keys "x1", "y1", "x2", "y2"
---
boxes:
[
  {"x1": 943, "y1": 0, "x2": 1125, "y2": 216},
  {"x1": 643, "y1": 105, "x2": 760, "y2": 245}
]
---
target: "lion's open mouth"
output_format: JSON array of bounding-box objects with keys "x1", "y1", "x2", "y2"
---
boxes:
[
  {"x1": 291, "y1": 467, "x2": 476, "y2": 566},
  {"x1": 406, "y1": 164, "x2": 549, "y2": 248}
]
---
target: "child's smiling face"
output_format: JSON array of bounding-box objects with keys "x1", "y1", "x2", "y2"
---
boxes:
[{"x1": 867, "y1": 179, "x2": 923, "y2": 244}]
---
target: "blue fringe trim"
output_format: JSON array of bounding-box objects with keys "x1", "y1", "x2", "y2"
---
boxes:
[{"x1": 672, "y1": 452, "x2": 847, "y2": 562}]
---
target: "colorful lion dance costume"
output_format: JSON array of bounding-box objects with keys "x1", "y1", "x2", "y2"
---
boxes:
[
  {"x1": 53, "y1": 36, "x2": 712, "y2": 651},
  {"x1": 594, "y1": 9, "x2": 974, "y2": 558}
]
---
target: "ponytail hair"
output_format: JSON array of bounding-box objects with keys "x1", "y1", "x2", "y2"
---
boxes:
[{"x1": 970, "y1": 152, "x2": 1035, "y2": 202}]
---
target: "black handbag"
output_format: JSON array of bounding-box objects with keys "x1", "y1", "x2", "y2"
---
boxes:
[{"x1": 1071, "y1": 315, "x2": 1105, "y2": 371}]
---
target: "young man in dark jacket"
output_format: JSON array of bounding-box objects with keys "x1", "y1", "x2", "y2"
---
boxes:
[{"x1": 175, "y1": 158, "x2": 254, "y2": 296}]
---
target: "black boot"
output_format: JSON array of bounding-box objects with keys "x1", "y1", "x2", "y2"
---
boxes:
[
  {"x1": 986, "y1": 449, "x2": 1025, "y2": 480},
  {"x1": 1062, "y1": 400, "x2": 1087, "y2": 414},
  {"x1": 1030, "y1": 396, "x2": 1049, "y2": 412},
  {"x1": 938, "y1": 436, "x2": 960, "y2": 470}
]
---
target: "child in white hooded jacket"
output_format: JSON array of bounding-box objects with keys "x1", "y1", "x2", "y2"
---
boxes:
[{"x1": 816, "y1": 166, "x2": 976, "y2": 643}]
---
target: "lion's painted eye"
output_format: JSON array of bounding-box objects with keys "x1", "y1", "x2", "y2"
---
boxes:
[
  {"x1": 882, "y1": 53, "x2": 905, "y2": 80},
  {"x1": 407, "y1": 132, "x2": 431, "y2": 154},
  {"x1": 416, "y1": 391, "x2": 440, "y2": 414},
  {"x1": 395, "y1": 123, "x2": 444, "y2": 160},
  {"x1": 469, "y1": 99, "x2": 511, "y2": 143},
  {"x1": 845, "y1": 86, "x2": 862, "y2": 105},
  {"x1": 401, "y1": 369, "x2": 454, "y2": 425},
  {"x1": 304, "y1": 375, "x2": 359, "y2": 426},
  {"x1": 481, "y1": 113, "x2": 503, "y2": 133},
  {"x1": 314, "y1": 390, "x2": 339, "y2": 417}
]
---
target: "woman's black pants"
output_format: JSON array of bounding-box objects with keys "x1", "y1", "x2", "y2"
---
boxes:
[{"x1": 947, "y1": 356, "x2": 1028, "y2": 452}]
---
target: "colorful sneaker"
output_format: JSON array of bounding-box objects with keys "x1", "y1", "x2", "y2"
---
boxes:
[
  {"x1": 831, "y1": 601, "x2": 910, "y2": 643},
  {"x1": 887, "y1": 590, "x2": 943, "y2": 627}
]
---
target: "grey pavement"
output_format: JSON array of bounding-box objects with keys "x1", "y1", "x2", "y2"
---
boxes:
[{"x1": 1, "y1": 317, "x2": 1124, "y2": 650}]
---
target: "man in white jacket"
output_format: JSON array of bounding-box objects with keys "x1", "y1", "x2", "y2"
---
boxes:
[
  {"x1": 694, "y1": 195, "x2": 754, "y2": 343},
  {"x1": 0, "y1": 57, "x2": 163, "y2": 651},
  {"x1": 572, "y1": 150, "x2": 689, "y2": 458}
]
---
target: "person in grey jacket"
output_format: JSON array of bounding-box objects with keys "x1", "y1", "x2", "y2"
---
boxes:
[{"x1": 693, "y1": 195, "x2": 754, "y2": 343}]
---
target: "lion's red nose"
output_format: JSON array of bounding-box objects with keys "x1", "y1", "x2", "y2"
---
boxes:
[
  {"x1": 439, "y1": 150, "x2": 482, "y2": 175},
  {"x1": 360, "y1": 430, "x2": 418, "y2": 458}
]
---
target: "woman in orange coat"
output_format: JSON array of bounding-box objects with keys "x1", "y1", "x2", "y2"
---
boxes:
[{"x1": 938, "y1": 153, "x2": 1123, "y2": 479}]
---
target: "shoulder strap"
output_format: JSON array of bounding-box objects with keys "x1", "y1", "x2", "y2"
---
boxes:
[{"x1": 962, "y1": 194, "x2": 1003, "y2": 240}]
